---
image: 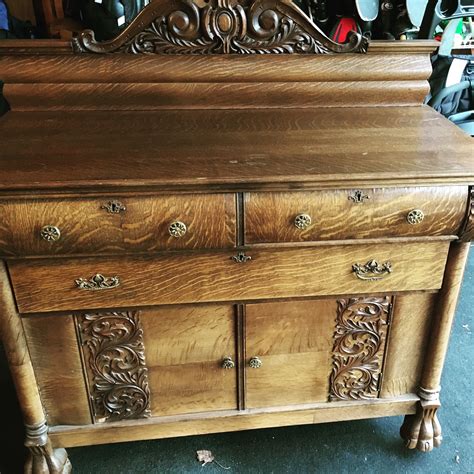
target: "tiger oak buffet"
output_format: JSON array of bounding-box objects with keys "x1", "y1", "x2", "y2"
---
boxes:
[{"x1": 0, "y1": 0, "x2": 473, "y2": 472}]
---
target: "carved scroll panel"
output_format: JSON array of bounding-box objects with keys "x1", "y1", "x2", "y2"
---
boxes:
[
  {"x1": 77, "y1": 311, "x2": 151, "y2": 423},
  {"x1": 73, "y1": 0, "x2": 368, "y2": 55},
  {"x1": 329, "y1": 296, "x2": 393, "y2": 401}
]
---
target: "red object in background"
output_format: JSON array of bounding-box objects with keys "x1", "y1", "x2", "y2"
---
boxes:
[{"x1": 331, "y1": 17, "x2": 359, "y2": 43}]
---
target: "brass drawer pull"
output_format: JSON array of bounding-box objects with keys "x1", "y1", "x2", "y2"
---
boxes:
[
  {"x1": 407, "y1": 209, "x2": 425, "y2": 225},
  {"x1": 231, "y1": 252, "x2": 252, "y2": 263},
  {"x1": 101, "y1": 200, "x2": 126, "y2": 214},
  {"x1": 221, "y1": 356, "x2": 235, "y2": 369},
  {"x1": 352, "y1": 260, "x2": 392, "y2": 281},
  {"x1": 294, "y1": 213, "x2": 312, "y2": 230},
  {"x1": 249, "y1": 356, "x2": 262, "y2": 369},
  {"x1": 348, "y1": 190, "x2": 370, "y2": 203},
  {"x1": 169, "y1": 221, "x2": 187, "y2": 238},
  {"x1": 40, "y1": 225, "x2": 61, "y2": 242},
  {"x1": 75, "y1": 273, "x2": 120, "y2": 290}
]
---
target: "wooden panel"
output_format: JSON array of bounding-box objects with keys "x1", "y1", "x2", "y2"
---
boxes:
[
  {"x1": 245, "y1": 300, "x2": 336, "y2": 408},
  {"x1": 4, "y1": 81, "x2": 430, "y2": 111},
  {"x1": 48, "y1": 396, "x2": 418, "y2": 448},
  {"x1": 0, "y1": 45, "x2": 433, "y2": 82},
  {"x1": 22, "y1": 314, "x2": 91, "y2": 425},
  {"x1": 380, "y1": 293, "x2": 436, "y2": 398},
  {"x1": 244, "y1": 187, "x2": 467, "y2": 243},
  {"x1": 9, "y1": 241, "x2": 450, "y2": 313},
  {"x1": 0, "y1": 107, "x2": 472, "y2": 194},
  {"x1": 141, "y1": 305, "x2": 237, "y2": 416},
  {"x1": 0, "y1": 194, "x2": 236, "y2": 256}
]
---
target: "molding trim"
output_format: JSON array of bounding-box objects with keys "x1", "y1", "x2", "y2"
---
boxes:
[
  {"x1": 78, "y1": 311, "x2": 152, "y2": 423},
  {"x1": 329, "y1": 296, "x2": 392, "y2": 401},
  {"x1": 72, "y1": 0, "x2": 368, "y2": 55}
]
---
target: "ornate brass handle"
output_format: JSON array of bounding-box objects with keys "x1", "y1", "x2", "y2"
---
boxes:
[
  {"x1": 352, "y1": 260, "x2": 392, "y2": 281},
  {"x1": 40, "y1": 225, "x2": 61, "y2": 242},
  {"x1": 101, "y1": 200, "x2": 126, "y2": 214},
  {"x1": 169, "y1": 221, "x2": 187, "y2": 238},
  {"x1": 407, "y1": 209, "x2": 425, "y2": 225},
  {"x1": 75, "y1": 274, "x2": 120, "y2": 290},
  {"x1": 294, "y1": 213, "x2": 312, "y2": 230},
  {"x1": 231, "y1": 252, "x2": 252, "y2": 263},
  {"x1": 221, "y1": 356, "x2": 235, "y2": 369},
  {"x1": 249, "y1": 356, "x2": 262, "y2": 369}
]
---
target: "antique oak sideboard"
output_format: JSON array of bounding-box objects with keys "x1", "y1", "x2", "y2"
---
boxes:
[{"x1": 0, "y1": 1, "x2": 473, "y2": 472}]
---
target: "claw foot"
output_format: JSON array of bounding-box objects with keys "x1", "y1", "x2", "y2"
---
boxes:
[
  {"x1": 24, "y1": 422, "x2": 71, "y2": 474},
  {"x1": 400, "y1": 388, "x2": 442, "y2": 452}
]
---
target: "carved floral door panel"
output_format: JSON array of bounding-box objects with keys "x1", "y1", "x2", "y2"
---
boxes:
[
  {"x1": 77, "y1": 304, "x2": 238, "y2": 422},
  {"x1": 245, "y1": 296, "x2": 393, "y2": 409}
]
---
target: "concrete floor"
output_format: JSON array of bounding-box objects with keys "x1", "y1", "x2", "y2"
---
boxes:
[{"x1": 1, "y1": 247, "x2": 472, "y2": 473}]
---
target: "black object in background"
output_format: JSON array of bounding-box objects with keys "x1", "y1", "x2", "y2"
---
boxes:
[{"x1": 79, "y1": 0, "x2": 148, "y2": 41}]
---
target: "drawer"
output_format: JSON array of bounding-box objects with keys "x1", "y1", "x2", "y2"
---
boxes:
[
  {"x1": 10, "y1": 241, "x2": 450, "y2": 313},
  {"x1": 244, "y1": 186, "x2": 468, "y2": 243},
  {"x1": 0, "y1": 194, "x2": 236, "y2": 256}
]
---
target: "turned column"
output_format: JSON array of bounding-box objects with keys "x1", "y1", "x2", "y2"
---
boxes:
[
  {"x1": 400, "y1": 242, "x2": 471, "y2": 452},
  {"x1": 0, "y1": 261, "x2": 71, "y2": 473}
]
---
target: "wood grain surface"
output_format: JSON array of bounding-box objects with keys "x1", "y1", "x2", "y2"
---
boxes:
[
  {"x1": 0, "y1": 108, "x2": 472, "y2": 194},
  {"x1": 140, "y1": 305, "x2": 238, "y2": 416},
  {"x1": 0, "y1": 194, "x2": 236, "y2": 256},
  {"x1": 22, "y1": 314, "x2": 92, "y2": 425},
  {"x1": 380, "y1": 293, "x2": 436, "y2": 398},
  {"x1": 48, "y1": 396, "x2": 418, "y2": 448},
  {"x1": 244, "y1": 187, "x2": 467, "y2": 242},
  {"x1": 8, "y1": 241, "x2": 450, "y2": 313},
  {"x1": 245, "y1": 300, "x2": 335, "y2": 408}
]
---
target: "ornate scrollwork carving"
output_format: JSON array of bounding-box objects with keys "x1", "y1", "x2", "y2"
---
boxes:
[
  {"x1": 79, "y1": 311, "x2": 151, "y2": 423},
  {"x1": 72, "y1": 0, "x2": 368, "y2": 55},
  {"x1": 329, "y1": 297, "x2": 392, "y2": 401}
]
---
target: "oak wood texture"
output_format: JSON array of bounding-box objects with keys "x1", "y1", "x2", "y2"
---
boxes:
[
  {"x1": 0, "y1": 45, "x2": 432, "y2": 112},
  {"x1": 140, "y1": 305, "x2": 238, "y2": 416},
  {"x1": 380, "y1": 293, "x2": 436, "y2": 398},
  {"x1": 48, "y1": 396, "x2": 418, "y2": 448},
  {"x1": 245, "y1": 300, "x2": 335, "y2": 408},
  {"x1": 0, "y1": 108, "x2": 473, "y2": 194},
  {"x1": 0, "y1": 261, "x2": 71, "y2": 472},
  {"x1": 244, "y1": 187, "x2": 468, "y2": 243},
  {"x1": 0, "y1": 194, "x2": 236, "y2": 257},
  {"x1": 8, "y1": 241, "x2": 450, "y2": 313},
  {"x1": 22, "y1": 314, "x2": 92, "y2": 426}
]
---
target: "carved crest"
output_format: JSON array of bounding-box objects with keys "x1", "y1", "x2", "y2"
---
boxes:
[
  {"x1": 329, "y1": 296, "x2": 392, "y2": 401},
  {"x1": 73, "y1": 0, "x2": 368, "y2": 54}
]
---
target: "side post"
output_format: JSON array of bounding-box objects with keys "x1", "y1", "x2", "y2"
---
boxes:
[{"x1": 0, "y1": 261, "x2": 71, "y2": 473}]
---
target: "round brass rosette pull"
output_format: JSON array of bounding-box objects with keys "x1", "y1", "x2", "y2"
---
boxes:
[
  {"x1": 294, "y1": 213, "x2": 312, "y2": 230},
  {"x1": 407, "y1": 209, "x2": 425, "y2": 225},
  {"x1": 168, "y1": 221, "x2": 187, "y2": 238},
  {"x1": 40, "y1": 225, "x2": 61, "y2": 242},
  {"x1": 249, "y1": 356, "x2": 262, "y2": 369},
  {"x1": 221, "y1": 356, "x2": 235, "y2": 369}
]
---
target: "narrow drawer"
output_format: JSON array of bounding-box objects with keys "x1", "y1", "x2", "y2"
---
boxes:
[
  {"x1": 10, "y1": 241, "x2": 449, "y2": 313},
  {"x1": 244, "y1": 186, "x2": 467, "y2": 243},
  {"x1": 0, "y1": 194, "x2": 236, "y2": 256}
]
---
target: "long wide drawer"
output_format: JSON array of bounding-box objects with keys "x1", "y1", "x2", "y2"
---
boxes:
[
  {"x1": 244, "y1": 186, "x2": 468, "y2": 243},
  {"x1": 9, "y1": 241, "x2": 450, "y2": 313},
  {"x1": 0, "y1": 194, "x2": 237, "y2": 256}
]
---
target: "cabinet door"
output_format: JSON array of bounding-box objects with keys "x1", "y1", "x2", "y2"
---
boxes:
[
  {"x1": 245, "y1": 300, "x2": 336, "y2": 409},
  {"x1": 141, "y1": 305, "x2": 238, "y2": 416},
  {"x1": 78, "y1": 305, "x2": 238, "y2": 422}
]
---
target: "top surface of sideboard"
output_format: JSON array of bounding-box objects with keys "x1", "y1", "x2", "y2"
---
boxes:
[{"x1": 0, "y1": 106, "x2": 472, "y2": 194}]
